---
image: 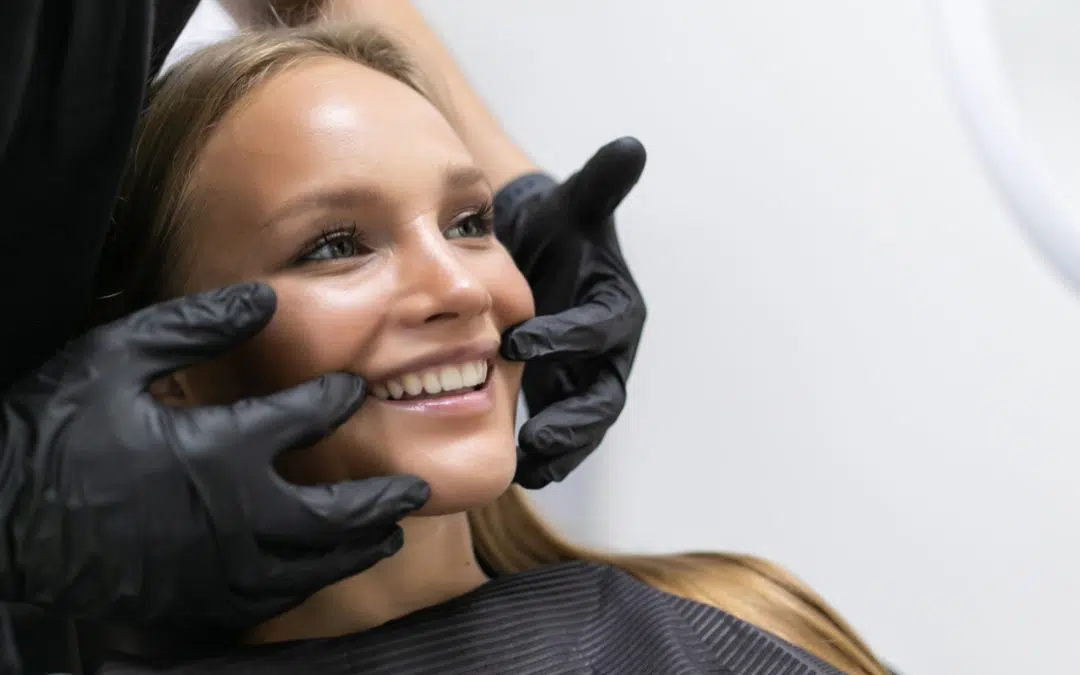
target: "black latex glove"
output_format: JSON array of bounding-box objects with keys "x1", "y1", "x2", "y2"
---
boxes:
[
  {"x1": 0, "y1": 282, "x2": 429, "y2": 630},
  {"x1": 497, "y1": 137, "x2": 647, "y2": 489}
]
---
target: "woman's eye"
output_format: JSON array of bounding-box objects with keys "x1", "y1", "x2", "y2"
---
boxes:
[
  {"x1": 299, "y1": 230, "x2": 368, "y2": 263},
  {"x1": 445, "y1": 212, "x2": 493, "y2": 240}
]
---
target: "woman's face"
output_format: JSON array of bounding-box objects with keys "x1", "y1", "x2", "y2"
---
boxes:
[{"x1": 165, "y1": 57, "x2": 534, "y2": 515}]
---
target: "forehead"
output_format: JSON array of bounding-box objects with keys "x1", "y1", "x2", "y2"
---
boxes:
[{"x1": 193, "y1": 56, "x2": 472, "y2": 205}]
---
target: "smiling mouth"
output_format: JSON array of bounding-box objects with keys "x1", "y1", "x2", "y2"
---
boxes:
[{"x1": 371, "y1": 359, "x2": 491, "y2": 402}]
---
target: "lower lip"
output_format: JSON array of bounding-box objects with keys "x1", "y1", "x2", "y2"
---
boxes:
[{"x1": 374, "y1": 374, "x2": 495, "y2": 416}]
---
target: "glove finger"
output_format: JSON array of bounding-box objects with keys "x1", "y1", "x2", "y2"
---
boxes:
[
  {"x1": 179, "y1": 372, "x2": 368, "y2": 464},
  {"x1": 502, "y1": 278, "x2": 643, "y2": 361},
  {"x1": 515, "y1": 446, "x2": 593, "y2": 489},
  {"x1": 255, "y1": 527, "x2": 405, "y2": 598},
  {"x1": 256, "y1": 474, "x2": 429, "y2": 546},
  {"x1": 565, "y1": 136, "x2": 647, "y2": 226},
  {"x1": 113, "y1": 282, "x2": 277, "y2": 380},
  {"x1": 516, "y1": 369, "x2": 626, "y2": 460}
]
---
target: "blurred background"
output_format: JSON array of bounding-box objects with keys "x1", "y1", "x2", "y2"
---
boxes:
[{"x1": 172, "y1": 2, "x2": 1080, "y2": 673}]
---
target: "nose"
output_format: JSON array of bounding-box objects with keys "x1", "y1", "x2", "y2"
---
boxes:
[{"x1": 394, "y1": 224, "x2": 492, "y2": 327}]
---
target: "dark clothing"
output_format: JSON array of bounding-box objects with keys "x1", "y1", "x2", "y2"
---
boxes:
[
  {"x1": 101, "y1": 561, "x2": 843, "y2": 675},
  {"x1": 1, "y1": 4, "x2": 198, "y2": 673},
  {"x1": 0, "y1": 0, "x2": 197, "y2": 391}
]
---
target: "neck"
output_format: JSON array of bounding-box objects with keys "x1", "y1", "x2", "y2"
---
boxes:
[{"x1": 245, "y1": 512, "x2": 488, "y2": 644}]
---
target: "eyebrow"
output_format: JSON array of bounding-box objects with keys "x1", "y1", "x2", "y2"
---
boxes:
[
  {"x1": 261, "y1": 164, "x2": 490, "y2": 230},
  {"x1": 443, "y1": 164, "x2": 489, "y2": 192}
]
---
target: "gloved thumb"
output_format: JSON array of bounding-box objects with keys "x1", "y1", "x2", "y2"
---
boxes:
[{"x1": 565, "y1": 136, "x2": 647, "y2": 226}]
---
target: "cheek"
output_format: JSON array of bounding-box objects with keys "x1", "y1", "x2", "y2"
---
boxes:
[
  {"x1": 247, "y1": 277, "x2": 392, "y2": 392},
  {"x1": 482, "y1": 247, "x2": 535, "y2": 331},
  {"x1": 471, "y1": 246, "x2": 532, "y2": 398}
]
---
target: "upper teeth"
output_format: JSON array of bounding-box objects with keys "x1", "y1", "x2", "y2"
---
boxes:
[{"x1": 372, "y1": 360, "x2": 489, "y2": 400}]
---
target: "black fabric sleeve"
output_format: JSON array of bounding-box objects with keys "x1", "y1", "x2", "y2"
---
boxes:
[
  {"x1": 0, "y1": 1, "x2": 155, "y2": 390},
  {"x1": 0, "y1": 6, "x2": 198, "y2": 674}
]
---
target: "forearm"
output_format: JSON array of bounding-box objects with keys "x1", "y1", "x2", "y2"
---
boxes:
[{"x1": 226, "y1": 0, "x2": 539, "y2": 190}]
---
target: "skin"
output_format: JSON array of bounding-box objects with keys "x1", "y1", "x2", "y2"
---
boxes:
[{"x1": 154, "y1": 56, "x2": 535, "y2": 642}]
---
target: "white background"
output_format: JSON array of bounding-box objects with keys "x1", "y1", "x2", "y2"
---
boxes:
[{"x1": 171, "y1": 3, "x2": 1080, "y2": 673}]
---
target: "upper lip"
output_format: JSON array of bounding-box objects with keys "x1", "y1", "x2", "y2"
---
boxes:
[{"x1": 368, "y1": 339, "x2": 499, "y2": 384}]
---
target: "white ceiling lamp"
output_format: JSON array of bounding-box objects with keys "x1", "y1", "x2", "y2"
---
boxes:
[{"x1": 931, "y1": 0, "x2": 1080, "y2": 292}]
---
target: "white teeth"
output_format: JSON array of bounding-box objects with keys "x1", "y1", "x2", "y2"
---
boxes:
[
  {"x1": 402, "y1": 373, "x2": 424, "y2": 396},
  {"x1": 422, "y1": 372, "x2": 442, "y2": 394},
  {"x1": 461, "y1": 362, "x2": 481, "y2": 387},
  {"x1": 376, "y1": 359, "x2": 489, "y2": 401},
  {"x1": 439, "y1": 366, "x2": 463, "y2": 391}
]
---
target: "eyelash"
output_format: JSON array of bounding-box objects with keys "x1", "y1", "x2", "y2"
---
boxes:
[
  {"x1": 446, "y1": 201, "x2": 495, "y2": 240},
  {"x1": 295, "y1": 223, "x2": 369, "y2": 264},
  {"x1": 294, "y1": 201, "x2": 495, "y2": 265}
]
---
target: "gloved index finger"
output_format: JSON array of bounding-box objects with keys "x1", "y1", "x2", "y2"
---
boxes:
[
  {"x1": 257, "y1": 475, "x2": 429, "y2": 548},
  {"x1": 114, "y1": 282, "x2": 277, "y2": 380},
  {"x1": 178, "y1": 371, "x2": 369, "y2": 466},
  {"x1": 502, "y1": 278, "x2": 643, "y2": 361}
]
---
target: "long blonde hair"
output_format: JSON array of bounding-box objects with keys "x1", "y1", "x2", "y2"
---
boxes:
[{"x1": 90, "y1": 24, "x2": 889, "y2": 675}]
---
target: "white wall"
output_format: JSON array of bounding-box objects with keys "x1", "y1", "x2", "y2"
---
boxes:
[{"x1": 172, "y1": 3, "x2": 1080, "y2": 674}]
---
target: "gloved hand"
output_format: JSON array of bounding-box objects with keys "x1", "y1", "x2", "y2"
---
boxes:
[
  {"x1": 0, "y1": 282, "x2": 428, "y2": 630},
  {"x1": 496, "y1": 137, "x2": 648, "y2": 489}
]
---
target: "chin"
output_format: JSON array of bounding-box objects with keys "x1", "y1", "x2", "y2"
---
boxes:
[{"x1": 405, "y1": 428, "x2": 519, "y2": 516}]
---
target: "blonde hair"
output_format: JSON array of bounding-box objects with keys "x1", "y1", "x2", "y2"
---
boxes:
[{"x1": 91, "y1": 24, "x2": 889, "y2": 675}]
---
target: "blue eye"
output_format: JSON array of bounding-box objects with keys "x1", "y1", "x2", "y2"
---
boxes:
[{"x1": 445, "y1": 205, "x2": 494, "y2": 240}]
